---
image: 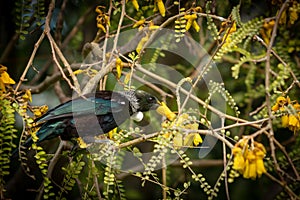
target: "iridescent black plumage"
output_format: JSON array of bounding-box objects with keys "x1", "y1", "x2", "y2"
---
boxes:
[{"x1": 24, "y1": 90, "x2": 159, "y2": 146}]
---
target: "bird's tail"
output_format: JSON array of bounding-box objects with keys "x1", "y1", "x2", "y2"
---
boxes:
[{"x1": 11, "y1": 121, "x2": 63, "y2": 159}]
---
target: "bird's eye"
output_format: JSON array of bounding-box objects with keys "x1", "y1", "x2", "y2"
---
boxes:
[{"x1": 147, "y1": 96, "x2": 155, "y2": 102}]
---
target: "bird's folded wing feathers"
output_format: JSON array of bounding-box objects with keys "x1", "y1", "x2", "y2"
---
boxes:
[{"x1": 36, "y1": 92, "x2": 129, "y2": 122}]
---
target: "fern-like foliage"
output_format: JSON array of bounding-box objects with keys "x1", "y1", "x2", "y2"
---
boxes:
[
  {"x1": 214, "y1": 14, "x2": 263, "y2": 60},
  {"x1": 33, "y1": 0, "x2": 46, "y2": 26},
  {"x1": 14, "y1": 0, "x2": 31, "y2": 40},
  {"x1": 176, "y1": 149, "x2": 213, "y2": 197},
  {"x1": 88, "y1": 141, "x2": 125, "y2": 199},
  {"x1": 0, "y1": 98, "x2": 18, "y2": 197},
  {"x1": 57, "y1": 154, "x2": 85, "y2": 199},
  {"x1": 102, "y1": 146, "x2": 126, "y2": 200},
  {"x1": 231, "y1": 56, "x2": 250, "y2": 79},
  {"x1": 14, "y1": 91, "x2": 54, "y2": 199},
  {"x1": 174, "y1": 7, "x2": 187, "y2": 43},
  {"x1": 270, "y1": 63, "x2": 290, "y2": 93},
  {"x1": 231, "y1": 53, "x2": 265, "y2": 79},
  {"x1": 147, "y1": 33, "x2": 172, "y2": 71},
  {"x1": 34, "y1": 146, "x2": 55, "y2": 199},
  {"x1": 231, "y1": 5, "x2": 242, "y2": 27},
  {"x1": 205, "y1": 1, "x2": 219, "y2": 41},
  {"x1": 207, "y1": 80, "x2": 240, "y2": 117},
  {"x1": 14, "y1": 0, "x2": 46, "y2": 40},
  {"x1": 143, "y1": 134, "x2": 171, "y2": 180},
  {"x1": 244, "y1": 63, "x2": 256, "y2": 92}
]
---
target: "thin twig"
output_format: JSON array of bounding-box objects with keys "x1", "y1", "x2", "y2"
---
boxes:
[
  {"x1": 221, "y1": 117, "x2": 230, "y2": 200},
  {"x1": 100, "y1": 0, "x2": 114, "y2": 90},
  {"x1": 129, "y1": 72, "x2": 173, "y2": 98},
  {"x1": 111, "y1": 0, "x2": 125, "y2": 55},
  {"x1": 117, "y1": 132, "x2": 160, "y2": 149},
  {"x1": 255, "y1": 35, "x2": 300, "y2": 88},
  {"x1": 138, "y1": 11, "x2": 226, "y2": 58},
  {"x1": 265, "y1": 0, "x2": 290, "y2": 182},
  {"x1": 92, "y1": 160, "x2": 102, "y2": 199},
  {"x1": 162, "y1": 156, "x2": 167, "y2": 200},
  {"x1": 47, "y1": 33, "x2": 79, "y2": 93},
  {"x1": 47, "y1": 33, "x2": 81, "y2": 94},
  {"x1": 14, "y1": 33, "x2": 45, "y2": 94},
  {"x1": 82, "y1": 61, "x2": 114, "y2": 94},
  {"x1": 20, "y1": 64, "x2": 80, "y2": 93},
  {"x1": 30, "y1": 7, "x2": 93, "y2": 85},
  {"x1": 264, "y1": 172, "x2": 300, "y2": 200},
  {"x1": 272, "y1": 137, "x2": 300, "y2": 180},
  {"x1": 135, "y1": 64, "x2": 261, "y2": 128}
]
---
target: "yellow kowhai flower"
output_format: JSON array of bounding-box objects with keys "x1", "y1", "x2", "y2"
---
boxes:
[
  {"x1": 157, "y1": 103, "x2": 202, "y2": 147},
  {"x1": 148, "y1": 21, "x2": 160, "y2": 31},
  {"x1": 108, "y1": 127, "x2": 118, "y2": 140},
  {"x1": 254, "y1": 149, "x2": 267, "y2": 177},
  {"x1": 193, "y1": 6, "x2": 202, "y2": 13},
  {"x1": 127, "y1": 0, "x2": 139, "y2": 11},
  {"x1": 232, "y1": 139, "x2": 267, "y2": 179},
  {"x1": 73, "y1": 69, "x2": 84, "y2": 75},
  {"x1": 97, "y1": 22, "x2": 106, "y2": 33},
  {"x1": 172, "y1": 130, "x2": 202, "y2": 148},
  {"x1": 133, "y1": 18, "x2": 145, "y2": 28},
  {"x1": 95, "y1": 6, "x2": 110, "y2": 33},
  {"x1": 192, "y1": 133, "x2": 202, "y2": 146},
  {"x1": 281, "y1": 114, "x2": 289, "y2": 127},
  {"x1": 292, "y1": 104, "x2": 300, "y2": 130},
  {"x1": 132, "y1": 0, "x2": 139, "y2": 11},
  {"x1": 22, "y1": 89, "x2": 32, "y2": 102},
  {"x1": 115, "y1": 58, "x2": 123, "y2": 79},
  {"x1": 96, "y1": 16, "x2": 110, "y2": 33},
  {"x1": 286, "y1": 114, "x2": 300, "y2": 132},
  {"x1": 156, "y1": 101, "x2": 176, "y2": 121},
  {"x1": 221, "y1": 22, "x2": 237, "y2": 47},
  {"x1": 289, "y1": 2, "x2": 300, "y2": 25},
  {"x1": 192, "y1": 20, "x2": 200, "y2": 32},
  {"x1": 260, "y1": 20, "x2": 275, "y2": 45},
  {"x1": 173, "y1": 132, "x2": 201, "y2": 147},
  {"x1": 232, "y1": 147, "x2": 245, "y2": 173},
  {"x1": 30, "y1": 129, "x2": 40, "y2": 143},
  {"x1": 0, "y1": 65, "x2": 15, "y2": 92},
  {"x1": 224, "y1": 21, "x2": 237, "y2": 35},
  {"x1": 95, "y1": 6, "x2": 105, "y2": 14},
  {"x1": 272, "y1": 96, "x2": 300, "y2": 133},
  {"x1": 279, "y1": 9, "x2": 287, "y2": 25},
  {"x1": 243, "y1": 151, "x2": 257, "y2": 179},
  {"x1": 179, "y1": 115, "x2": 202, "y2": 147},
  {"x1": 136, "y1": 34, "x2": 149, "y2": 54},
  {"x1": 272, "y1": 96, "x2": 290, "y2": 111},
  {"x1": 155, "y1": 0, "x2": 165, "y2": 17},
  {"x1": 123, "y1": 73, "x2": 131, "y2": 85},
  {"x1": 288, "y1": 115, "x2": 299, "y2": 127},
  {"x1": 277, "y1": 2, "x2": 300, "y2": 26},
  {"x1": 77, "y1": 137, "x2": 88, "y2": 148},
  {"x1": 32, "y1": 105, "x2": 48, "y2": 118},
  {"x1": 254, "y1": 141, "x2": 266, "y2": 153},
  {"x1": 184, "y1": 14, "x2": 200, "y2": 32}
]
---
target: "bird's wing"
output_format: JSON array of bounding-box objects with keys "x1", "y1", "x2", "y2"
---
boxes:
[{"x1": 37, "y1": 92, "x2": 130, "y2": 122}]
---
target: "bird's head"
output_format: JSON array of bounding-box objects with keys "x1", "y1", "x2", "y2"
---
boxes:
[
  {"x1": 123, "y1": 90, "x2": 160, "y2": 113},
  {"x1": 134, "y1": 90, "x2": 160, "y2": 112}
]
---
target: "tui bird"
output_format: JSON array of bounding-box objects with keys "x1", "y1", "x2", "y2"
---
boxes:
[{"x1": 21, "y1": 90, "x2": 159, "y2": 148}]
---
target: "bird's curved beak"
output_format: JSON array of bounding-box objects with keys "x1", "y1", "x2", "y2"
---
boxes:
[
  {"x1": 153, "y1": 100, "x2": 161, "y2": 109},
  {"x1": 157, "y1": 100, "x2": 162, "y2": 106}
]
